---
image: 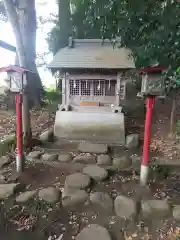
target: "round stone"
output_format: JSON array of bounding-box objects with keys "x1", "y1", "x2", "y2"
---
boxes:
[
  {"x1": 173, "y1": 205, "x2": 180, "y2": 221},
  {"x1": 16, "y1": 190, "x2": 36, "y2": 203},
  {"x1": 82, "y1": 165, "x2": 108, "y2": 181},
  {"x1": 142, "y1": 200, "x2": 171, "y2": 218},
  {"x1": 58, "y1": 153, "x2": 72, "y2": 162},
  {"x1": 112, "y1": 155, "x2": 132, "y2": 169},
  {"x1": 65, "y1": 173, "x2": 91, "y2": 189},
  {"x1": 41, "y1": 153, "x2": 58, "y2": 161},
  {"x1": 38, "y1": 187, "x2": 61, "y2": 203},
  {"x1": 27, "y1": 151, "x2": 43, "y2": 159},
  {"x1": 90, "y1": 192, "x2": 113, "y2": 211},
  {"x1": 114, "y1": 195, "x2": 136, "y2": 219},
  {"x1": 73, "y1": 154, "x2": 96, "y2": 164},
  {"x1": 97, "y1": 155, "x2": 111, "y2": 166},
  {"x1": 62, "y1": 190, "x2": 89, "y2": 207},
  {"x1": 76, "y1": 224, "x2": 112, "y2": 240}
]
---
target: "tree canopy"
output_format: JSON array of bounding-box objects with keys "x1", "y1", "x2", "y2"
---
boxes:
[{"x1": 48, "y1": 0, "x2": 180, "y2": 73}]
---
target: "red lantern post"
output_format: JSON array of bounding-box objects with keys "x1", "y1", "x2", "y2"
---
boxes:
[
  {"x1": 138, "y1": 66, "x2": 166, "y2": 185},
  {"x1": 140, "y1": 96, "x2": 155, "y2": 185},
  {"x1": 15, "y1": 94, "x2": 24, "y2": 172},
  {"x1": 0, "y1": 65, "x2": 31, "y2": 172}
]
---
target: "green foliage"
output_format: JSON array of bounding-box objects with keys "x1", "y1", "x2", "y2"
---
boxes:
[
  {"x1": 48, "y1": 0, "x2": 180, "y2": 77},
  {"x1": 44, "y1": 87, "x2": 61, "y2": 105}
]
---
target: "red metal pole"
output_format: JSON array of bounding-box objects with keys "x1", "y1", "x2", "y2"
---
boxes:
[
  {"x1": 16, "y1": 94, "x2": 24, "y2": 172},
  {"x1": 140, "y1": 95, "x2": 155, "y2": 185}
]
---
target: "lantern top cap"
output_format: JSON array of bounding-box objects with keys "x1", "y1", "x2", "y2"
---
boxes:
[
  {"x1": 0, "y1": 65, "x2": 34, "y2": 74},
  {"x1": 138, "y1": 66, "x2": 167, "y2": 74}
]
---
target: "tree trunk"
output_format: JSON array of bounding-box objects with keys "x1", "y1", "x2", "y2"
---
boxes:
[
  {"x1": 169, "y1": 90, "x2": 177, "y2": 138},
  {"x1": 3, "y1": 0, "x2": 43, "y2": 143}
]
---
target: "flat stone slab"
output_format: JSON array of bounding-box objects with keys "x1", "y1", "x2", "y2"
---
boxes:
[
  {"x1": 0, "y1": 183, "x2": 20, "y2": 199},
  {"x1": 0, "y1": 156, "x2": 11, "y2": 169},
  {"x1": 142, "y1": 200, "x2": 171, "y2": 218},
  {"x1": 38, "y1": 187, "x2": 61, "y2": 204},
  {"x1": 90, "y1": 192, "x2": 113, "y2": 211},
  {"x1": 41, "y1": 153, "x2": 58, "y2": 161},
  {"x1": 97, "y1": 155, "x2": 111, "y2": 166},
  {"x1": 112, "y1": 155, "x2": 132, "y2": 169},
  {"x1": 114, "y1": 195, "x2": 136, "y2": 219},
  {"x1": 78, "y1": 143, "x2": 108, "y2": 154},
  {"x1": 65, "y1": 173, "x2": 91, "y2": 189},
  {"x1": 76, "y1": 224, "x2": 112, "y2": 240},
  {"x1": 58, "y1": 153, "x2": 72, "y2": 162},
  {"x1": 16, "y1": 190, "x2": 36, "y2": 203},
  {"x1": 27, "y1": 151, "x2": 43, "y2": 160},
  {"x1": 82, "y1": 165, "x2": 108, "y2": 181},
  {"x1": 62, "y1": 190, "x2": 89, "y2": 207},
  {"x1": 73, "y1": 154, "x2": 96, "y2": 164}
]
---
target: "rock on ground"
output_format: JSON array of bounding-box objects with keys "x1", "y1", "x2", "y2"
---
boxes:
[
  {"x1": 0, "y1": 183, "x2": 20, "y2": 199},
  {"x1": 126, "y1": 134, "x2": 139, "y2": 149},
  {"x1": 38, "y1": 187, "x2": 61, "y2": 204},
  {"x1": 142, "y1": 200, "x2": 171, "y2": 218},
  {"x1": 131, "y1": 155, "x2": 141, "y2": 171},
  {"x1": 65, "y1": 173, "x2": 91, "y2": 189},
  {"x1": 27, "y1": 151, "x2": 43, "y2": 160},
  {"x1": 58, "y1": 153, "x2": 72, "y2": 162},
  {"x1": 79, "y1": 143, "x2": 108, "y2": 154},
  {"x1": 39, "y1": 129, "x2": 54, "y2": 142},
  {"x1": 90, "y1": 192, "x2": 113, "y2": 211},
  {"x1": 41, "y1": 153, "x2": 58, "y2": 161},
  {"x1": 97, "y1": 155, "x2": 111, "y2": 166},
  {"x1": 112, "y1": 155, "x2": 132, "y2": 169},
  {"x1": 76, "y1": 224, "x2": 112, "y2": 240},
  {"x1": 173, "y1": 205, "x2": 180, "y2": 221},
  {"x1": 82, "y1": 165, "x2": 108, "y2": 181},
  {"x1": 0, "y1": 156, "x2": 11, "y2": 169},
  {"x1": 16, "y1": 190, "x2": 36, "y2": 203},
  {"x1": 114, "y1": 195, "x2": 136, "y2": 219},
  {"x1": 73, "y1": 154, "x2": 96, "y2": 164},
  {"x1": 62, "y1": 190, "x2": 89, "y2": 207}
]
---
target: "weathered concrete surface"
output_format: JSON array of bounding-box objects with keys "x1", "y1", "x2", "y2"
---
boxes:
[
  {"x1": 16, "y1": 190, "x2": 36, "y2": 203},
  {"x1": 76, "y1": 224, "x2": 112, "y2": 240},
  {"x1": 90, "y1": 192, "x2": 113, "y2": 211},
  {"x1": 82, "y1": 165, "x2": 108, "y2": 181},
  {"x1": 38, "y1": 187, "x2": 61, "y2": 204},
  {"x1": 142, "y1": 200, "x2": 171, "y2": 218},
  {"x1": 62, "y1": 190, "x2": 89, "y2": 207},
  {"x1": 97, "y1": 155, "x2": 111, "y2": 166},
  {"x1": 54, "y1": 111, "x2": 125, "y2": 146},
  {"x1": 0, "y1": 183, "x2": 20, "y2": 199},
  {"x1": 114, "y1": 195, "x2": 136, "y2": 219},
  {"x1": 79, "y1": 143, "x2": 108, "y2": 154},
  {"x1": 65, "y1": 173, "x2": 91, "y2": 189}
]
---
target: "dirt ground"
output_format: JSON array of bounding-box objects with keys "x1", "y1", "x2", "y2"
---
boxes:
[
  {"x1": 0, "y1": 108, "x2": 55, "y2": 141},
  {"x1": 1, "y1": 156, "x2": 180, "y2": 240}
]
